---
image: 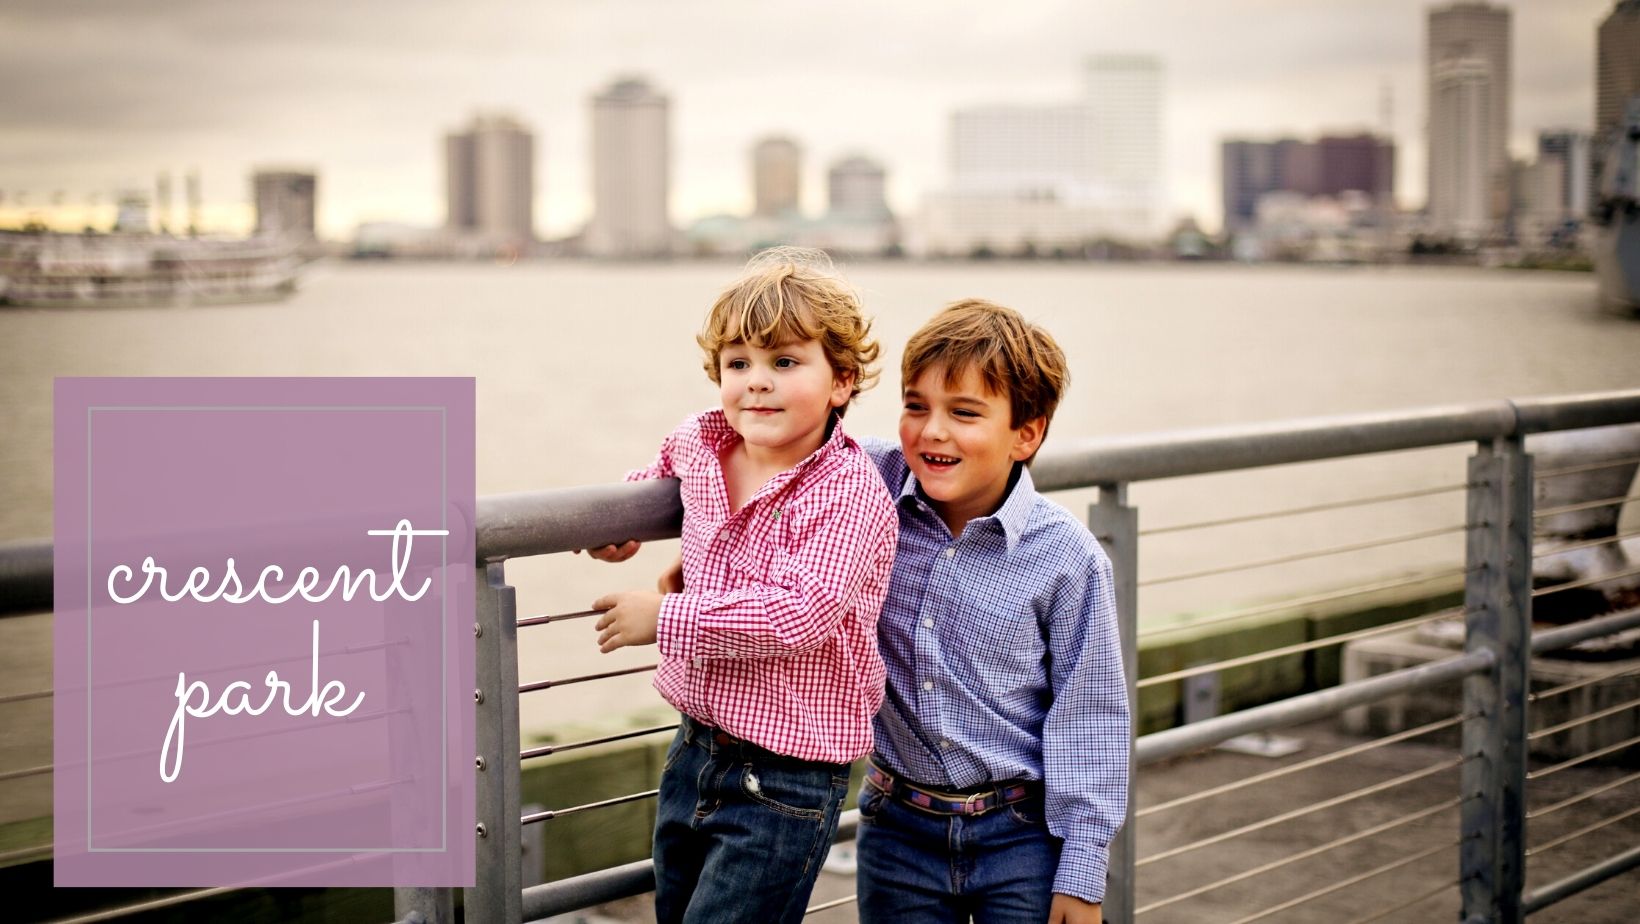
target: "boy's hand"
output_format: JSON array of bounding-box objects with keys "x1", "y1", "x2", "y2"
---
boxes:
[
  {"x1": 592, "y1": 590, "x2": 662, "y2": 653},
  {"x1": 576, "y1": 540, "x2": 641, "y2": 562},
  {"x1": 1049, "y1": 895, "x2": 1101, "y2": 924},
  {"x1": 657, "y1": 553, "x2": 684, "y2": 593}
]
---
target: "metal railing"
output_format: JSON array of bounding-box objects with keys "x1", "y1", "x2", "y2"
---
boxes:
[{"x1": 4, "y1": 390, "x2": 1640, "y2": 924}]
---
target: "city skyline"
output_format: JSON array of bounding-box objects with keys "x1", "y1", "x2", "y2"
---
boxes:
[{"x1": 0, "y1": 0, "x2": 1617, "y2": 239}]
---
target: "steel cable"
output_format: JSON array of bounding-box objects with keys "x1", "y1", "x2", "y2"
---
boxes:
[
  {"x1": 1141, "y1": 568, "x2": 1472, "y2": 640},
  {"x1": 521, "y1": 724, "x2": 678, "y2": 761},
  {"x1": 1138, "y1": 712, "x2": 1470, "y2": 818},
  {"x1": 1528, "y1": 733, "x2": 1640, "y2": 780},
  {"x1": 1138, "y1": 483, "x2": 1472, "y2": 537},
  {"x1": 1140, "y1": 525, "x2": 1469, "y2": 588},
  {"x1": 1525, "y1": 803, "x2": 1640, "y2": 857},
  {"x1": 1526, "y1": 771, "x2": 1640, "y2": 821},
  {"x1": 1136, "y1": 757, "x2": 1464, "y2": 867},
  {"x1": 1527, "y1": 695, "x2": 1640, "y2": 742},
  {"x1": 521, "y1": 789, "x2": 660, "y2": 825},
  {"x1": 519, "y1": 663, "x2": 657, "y2": 693},
  {"x1": 1220, "y1": 838, "x2": 1461, "y2": 924},
  {"x1": 1138, "y1": 608, "x2": 1465, "y2": 690}
]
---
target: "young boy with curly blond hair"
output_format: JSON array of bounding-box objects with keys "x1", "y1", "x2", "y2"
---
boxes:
[
  {"x1": 855, "y1": 299, "x2": 1129, "y2": 924},
  {"x1": 587, "y1": 248, "x2": 898, "y2": 924}
]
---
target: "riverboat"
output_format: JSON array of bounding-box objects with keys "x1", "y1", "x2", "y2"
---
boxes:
[{"x1": 0, "y1": 230, "x2": 302, "y2": 308}]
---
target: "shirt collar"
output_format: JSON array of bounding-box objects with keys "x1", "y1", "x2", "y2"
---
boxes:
[
  {"x1": 698, "y1": 407, "x2": 850, "y2": 474},
  {"x1": 897, "y1": 461, "x2": 1036, "y2": 552}
]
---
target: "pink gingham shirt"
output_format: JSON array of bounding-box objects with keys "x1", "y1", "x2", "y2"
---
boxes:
[{"x1": 628, "y1": 409, "x2": 897, "y2": 763}]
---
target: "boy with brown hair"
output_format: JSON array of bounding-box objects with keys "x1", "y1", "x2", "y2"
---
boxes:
[
  {"x1": 855, "y1": 299, "x2": 1130, "y2": 924},
  {"x1": 587, "y1": 248, "x2": 898, "y2": 924}
]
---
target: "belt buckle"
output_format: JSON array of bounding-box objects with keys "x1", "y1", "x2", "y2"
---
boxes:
[{"x1": 962, "y1": 791, "x2": 987, "y2": 815}]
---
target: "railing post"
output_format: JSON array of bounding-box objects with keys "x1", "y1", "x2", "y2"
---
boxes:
[
  {"x1": 466, "y1": 562, "x2": 523, "y2": 923},
  {"x1": 1090, "y1": 481, "x2": 1138, "y2": 924},
  {"x1": 390, "y1": 578, "x2": 455, "y2": 924},
  {"x1": 393, "y1": 887, "x2": 454, "y2": 924},
  {"x1": 1461, "y1": 436, "x2": 1532, "y2": 924}
]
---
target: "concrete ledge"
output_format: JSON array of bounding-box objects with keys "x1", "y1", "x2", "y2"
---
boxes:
[{"x1": 1343, "y1": 627, "x2": 1640, "y2": 764}]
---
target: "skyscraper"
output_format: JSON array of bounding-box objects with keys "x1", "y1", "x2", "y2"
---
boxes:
[
  {"x1": 1595, "y1": 1, "x2": 1640, "y2": 207},
  {"x1": 1084, "y1": 54, "x2": 1165, "y2": 236},
  {"x1": 252, "y1": 169, "x2": 318, "y2": 239},
  {"x1": 950, "y1": 104, "x2": 1098, "y2": 195},
  {"x1": 1426, "y1": 2, "x2": 1511, "y2": 231},
  {"x1": 1316, "y1": 134, "x2": 1395, "y2": 204},
  {"x1": 445, "y1": 114, "x2": 535, "y2": 244},
  {"x1": 585, "y1": 76, "x2": 672, "y2": 257},
  {"x1": 919, "y1": 55, "x2": 1165, "y2": 254},
  {"x1": 1222, "y1": 141, "x2": 1281, "y2": 232},
  {"x1": 1429, "y1": 57, "x2": 1494, "y2": 234},
  {"x1": 827, "y1": 155, "x2": 890, "y2": 221},
  {"x1": 752, "y1": 137, "x2": 802, "y2": 218},
  {"x1": 1221, "y1": 135, "x2": 1391, "y2": 231},
  {"x1": 1538, "y1": 130, "x2": 1592, "y2": 218}
]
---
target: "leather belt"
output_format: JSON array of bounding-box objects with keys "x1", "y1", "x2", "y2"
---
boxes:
[{"x1": 865, "y1": 757, "x2": 1037, "y2": 817}]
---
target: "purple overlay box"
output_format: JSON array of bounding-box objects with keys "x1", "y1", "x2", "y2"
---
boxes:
[{"x1": 54, "y1": 378, "x2": 476, "y2": 887}]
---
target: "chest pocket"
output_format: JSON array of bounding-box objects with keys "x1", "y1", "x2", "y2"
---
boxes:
[
  {"x1": 724, "y1": 503, "x2": 791, "y2": 584},
  {"x1": 959, "y1": 587, "x2": 1047, "y2": 675}
]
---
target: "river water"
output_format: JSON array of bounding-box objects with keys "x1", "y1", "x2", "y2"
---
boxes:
[{"x1": 3, "y1": 260, "x2": 1637, "y2": 735}]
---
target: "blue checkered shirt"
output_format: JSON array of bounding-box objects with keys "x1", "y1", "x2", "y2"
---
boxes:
[{"x1": 860, "y1": 438, "x2": 1130, "y2": 904}]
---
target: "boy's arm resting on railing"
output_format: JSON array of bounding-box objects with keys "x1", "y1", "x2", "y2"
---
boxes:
[
  {"x1": 1043, "y1": 545, "x2": 1131, "y2": 908},
  {"x1": 577, "y1": 428, "x2": 683, "y2": 562},
  {"x1": 657, "y1": 467, "x2": 897, "y2": 660},
  {"x1": 579, "y1": 540, "x2": 641, "y2": 562}
]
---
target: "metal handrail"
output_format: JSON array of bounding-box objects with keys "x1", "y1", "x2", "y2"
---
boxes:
[
  {"x1": 5, "y1": 389, "x2": 1638, "y2": 599},
  {"x1": 9, "y1": 388, "x2": 1640, "y2": 923},
  {"x1": 1523, "y1": 845, "x2": 1640, "y2": 912},
  {"x1": 1136, "y1": 648, "x2": 1493, "y2": 765}
]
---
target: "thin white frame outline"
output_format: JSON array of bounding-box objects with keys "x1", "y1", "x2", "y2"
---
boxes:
[{"x1": 84, "y1": 403, "x2": 454, "y2": 855}]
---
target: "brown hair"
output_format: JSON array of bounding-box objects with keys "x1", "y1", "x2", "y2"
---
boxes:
[
  {"x1": 902, "y1": 298, "x2": 1068, "y2": 451},
  {"x1": 697, "y1": 247, "x2": 879, "y2": 414}
]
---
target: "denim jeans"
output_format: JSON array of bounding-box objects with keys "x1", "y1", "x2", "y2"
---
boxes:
[
  {"x1": 653, "y1": 716, "x2": 851, "y2": 924},
  {"x1": 855, "y1": 773, "x2": 1062, "y2": 924}
]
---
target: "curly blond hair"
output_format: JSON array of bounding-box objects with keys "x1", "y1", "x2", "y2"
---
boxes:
[{"x1": 697, "y1": 247, "x2": 880, "y2": 415}]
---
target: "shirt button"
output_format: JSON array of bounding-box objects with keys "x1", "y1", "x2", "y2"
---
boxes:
[
  {"x1": 939, "y1": 739, "x2": 951, "y2": 749},
  {"x1": 922, "y1": 680, "x2": 933, "y2": 691},
  {"x1": 923, "y1": 618, "x2": 934, "y2": 629},
  {"x1": 943, "y1": 547, "x2": 955, "y2": 559}
]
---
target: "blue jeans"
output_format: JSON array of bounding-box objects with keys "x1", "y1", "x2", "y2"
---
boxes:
[
  {"x1": 855, "y1": 773, "x2": 1062, "y2": 924},
  {"x1": 653, "y1": 716, "x2": 851, "y2": 924}
]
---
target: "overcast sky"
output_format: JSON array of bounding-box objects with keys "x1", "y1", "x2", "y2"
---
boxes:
[{"x1": 0, "y1": 0, "x2": 1618, "y2": 237}]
